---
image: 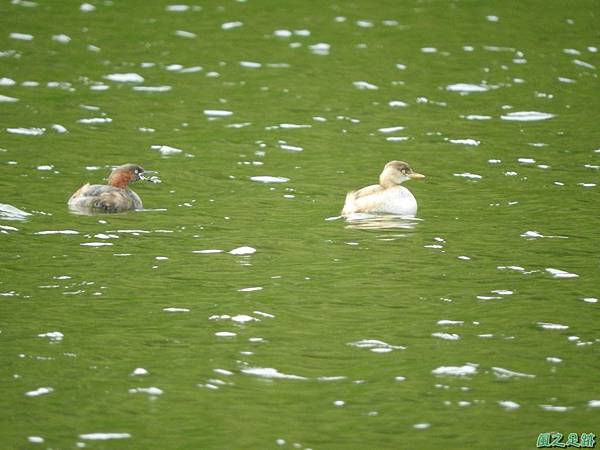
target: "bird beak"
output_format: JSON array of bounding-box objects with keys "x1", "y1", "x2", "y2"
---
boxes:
[{"x1": 408, "y1": 172, "x2": 425, "y2": 179}]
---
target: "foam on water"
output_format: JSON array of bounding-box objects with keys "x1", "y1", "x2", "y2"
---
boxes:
[
  {"x1": 0, "y1": 94, "x2": 18, "y2": 102},
  {"x1": 80, "y1": 3, "x2": 95, "y2": 12},
  {"x1": 222, "y1": 21, "x2": 243, "y2": 30},
  {"x1": 6, "y1": 127, "x2": 45, "y2": 135},
  {"x1": 545, "y1": 268, "x2": 578, "y2": 279},
  {"x1": 437, "y1": 320, "x2": 464, "y2": 325},
  {"x1": 464, "y1": 115, "x2": 492, "y2": 120},
  {"x1": 446, "y1": 83, "x2": 489, "y2": 93},
  {"x1": 539, "y1": 405, "x2": 572, "y2": 412},
  {"x1": 38, "y1": 331, "x2": 64, "y2": 342},
  {"x1": 432, "y1": 364, "x2": 477, "y2": 376},
  {"x1": 79, "y1": 433, "x2": 131, "y2": 440},
  {"x1": 77, "y1": 118, "x2": 112, "y2": 124},
  {"x1": 52, "y1": 124, "x2": 68, "y2": 133},
  {"x1": 104, "y1": 73, "x2": 144, "y2": 83},
  {"x1": 250, "y1": 176, "x2": 289, "y2": 183},
  {"x1": 0, "y1": 203, "x2": 31, "y2": 220},
  {"x1": 280, "y1": 144, "x2": 303, "y2": 152},
  {"x1": 204, "y1": 109, "x2": 233, "y2": 117},
  {"x1": 175, "y1": 30, "x2": 196, "y2": 39},
  {"x1": 35, "y1": 230, "x2": 78, "y2": 235},
  {"x1": 279, "y1": 123, "x2": 311, "y2": 129},
  {"x1": 432, "y1": 332, "x2": 460, "y2": 340},
  {"x1": 52, "y1": 34, "x2": 71, "y2": 44},
  {"x1": 151, "y1": 145, "x2": 183, "y2": 155},
  {"x1": 386, "y1": 136, "x2": 409, "y2": 142},
  {"x1": 454, "y1": 172, "x2": 482, "y2": 180},
  {"x1": 163, "y1": 307, "x2": 190, "y2": 312},
  {"x1": 242, "y1": 367, "x2": 307, "y2": 380},
  {"x1": 10, "y1": 32, "x2": 34, "y2": 41},
  {"x1": 237, "y1": 287, "x2": 263, "y2": 292},
  {"x1": 133, "y1": 85, "x2": 172, "y2": 92},
  {"x1": 378, "y1": 126, "x2": 405, "y2": 133},
  {"x1": 231, "y1": 314, "x2": 258, "y2": 322},
  {"x1": 498, "y1": 400, "x2": 520, "y2": 410},
  {"x1": 492, "y1": 367, "x2": 535, "y2": 378},
  {"x1": 348, "y1": 339, "x2": 406, "y2": 352},
  {"x1": 165, "y1": 4, "x2": 189, "y2": 11},
  {"x1": 538, "y1": 322, "x2": 569, "y2": 330},
  {"x1": 0, "y1": 77, "x2": 16, "y2": 86},
  {"x1": 215, "y1": 331, "x2": 237, "y2": 337},
  {"x1": 449, "y1": 139, "x2": 480, "y2": 146},
  {"x1": 309, "y1": 43, "x2": 330, "y2": 55},
  {"x1": 25, "y1": 387, "x2": 54, "y2": 397},
  {"x1": 229, "y1": 246, "x2": 256, "y2": 255},
  {"x1": 500, "y1": 111, "x2": 555, "y2": 121},
  {"x1": 353, "y1": 81, "x2": 378, "y2": 90},
  {"x1": 240, "y1": 61, "x2": 262, "y2": 68},
  {"x1": 128, "y1": 387, "x2": 163, "y2": 395}
]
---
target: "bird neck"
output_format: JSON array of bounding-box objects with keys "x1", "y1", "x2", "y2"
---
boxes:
[
  {"x1": 108, "y1": 171, "x2": 132, "y2": 189},
  {"x1": 379, "y1": 169, "x2": 400, "y2": 188}
]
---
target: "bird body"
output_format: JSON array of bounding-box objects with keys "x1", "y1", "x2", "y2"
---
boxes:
[
  {"x1": 342, "y1": 161, "x2": 424, "y2": 216},
  {"x1": 68, "y1": 164, "x2": 147, "y2": 213}
]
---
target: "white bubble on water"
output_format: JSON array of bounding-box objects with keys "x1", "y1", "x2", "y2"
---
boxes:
[
  {"x1": 498, "y1": 400, "x2": 520, "y2": 410},
  {"x1": 454, "y1": 172, "x2": 482, "y2": 180},
  {"x1": 538, "y1": 322, "x2": 569, "y2": 330},
  {"x1": 545, "y1": 268, "x2": 578, "y2": 279},
  {"x1": 250, "y1": 176, "x2": 288, "y2": 183},
  {"x1": 446, "y1": 83, "x2": 489, "y2": 93},
  {"x1": 240, "y1": 61, "x2": 261, "y2": 68},
  {"x1": 309, "y1": 43, "x2": 330, "y2": 55},
  {"x1": 449, "y1": 138, "x2": 480, "y2": 146},
  {"x1": 501, "y1": 111, "x2": 555, "y2": 121},
  {"x1": 222, "y1": 21, "x2": 243, "y2": 30},
  {"x1": 432, "y1": 364, "x2": 477, "y2": 376},
  {"x1": 215, "y1": 331, "x2": 237, "y2": 337},
  {"x1": 10, "y1": 32, "x2": 34, "y2": 41},
  {"x1": 492, "y1": 367, "x2": 535, "y2": 379},
  {"x1": 7, "y1": 127, "x2": 45, "y2": 136},
  {"x1": 432, "y1": 332, "x2": 460, "y2": 340},
  {"x1": 353, "y1": 80, "x2": 378, "y2": 90},
  {"x1": 203, "y1": 109, "x2": 233, "y2": 117},
  {"x1": 25, "y1": 387, "x2": 54, "y2": 397},
  {"x1": 104, "y1": 73, "x2": 144, "y2": 83},
  {"x1": 243, "y1": 367, "x2": 306, "y2": 380}
]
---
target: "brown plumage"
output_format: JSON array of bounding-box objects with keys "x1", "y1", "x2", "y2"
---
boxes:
[{"x1": 68, "y1": 164, "x2": 146, "y2": 213}]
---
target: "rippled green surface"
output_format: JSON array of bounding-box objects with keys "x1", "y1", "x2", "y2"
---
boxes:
[{"x1": 1, "y1": 1, "x2": 599, "y2": 449}]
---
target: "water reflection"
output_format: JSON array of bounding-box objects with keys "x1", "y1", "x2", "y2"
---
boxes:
[
  {"x1": 342, "y1": 212, "x2": 422, "y2": 231},
  {"x1": 0, "y1": 203, "x2": 31, "y2": 221}
]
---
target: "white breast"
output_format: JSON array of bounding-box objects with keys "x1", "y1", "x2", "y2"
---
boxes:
[
  {"x1": 376, "y1": 186, "x2": 417, "y2": 215},
  {"x1": 347, "y1": 185, "x2": 417, "y2": 216}
]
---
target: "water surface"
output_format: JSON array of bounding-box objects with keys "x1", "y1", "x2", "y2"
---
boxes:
[{"x1": 1, "y1": 1, "x2": 599, "y2": 449}]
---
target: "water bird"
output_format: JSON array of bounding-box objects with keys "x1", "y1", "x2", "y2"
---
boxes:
[
  {"x1": 68, "y1": 164, "x2": 156, "y2": 213},
  {"x1": 341, "y1": 161, "x2": 425, "y2": 216}
]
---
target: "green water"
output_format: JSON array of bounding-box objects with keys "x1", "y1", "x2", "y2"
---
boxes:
[{"x1": 1, "y1": 1, "x2": 599, "y2": 449}]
